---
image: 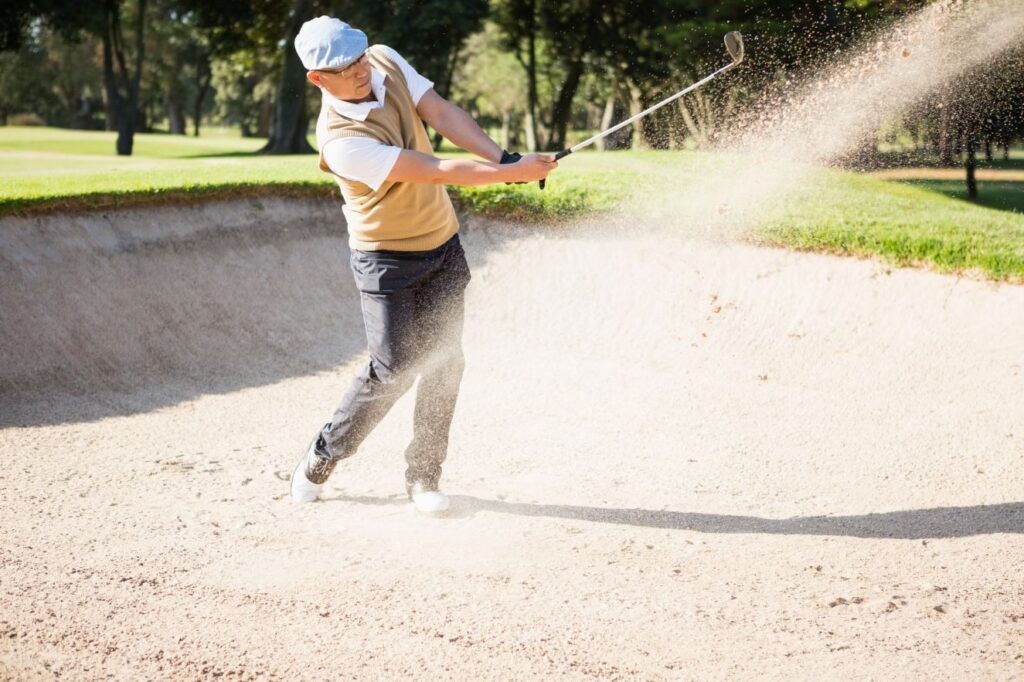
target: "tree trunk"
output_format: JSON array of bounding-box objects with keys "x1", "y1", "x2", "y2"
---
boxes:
[
  {"x1": 432, "y1": 48, "x2": 461, "y2": 151},
  {"x1": 500, "y1": 110, "x2": 510, "y2": 150},
  {"x1": 193, "y1": 68, "x2": 211, "y2": 138},
  {"x1": 677, "y1": 96, "x2": 703, "y2": 147},
  {"x1": 984, "y1": 140, "x2": 993, "y2": 163},
  {"x1": 73, "y1": 94, "x2": 95, "y2": 130},
  {"x1": 116, "y1": 106, "x2": 136, "y2": 155},
  {"x1": 548, "y1": 57, "x2": 584, "y2": 151},
  {"x1": 167, "y1": 95, "x2": 186, "y2": 134},
  {"x1": 965, "y1": 131, "x2": 978, "y2": 200},
  {"x1": 937, "y1": 97, "x2": 954, "y2": 166},
  {"x1": 192, "y1": 51, "x2": 212, "y2": 137},
  {"x1": 627, "y1": 81, "x2": 648, "y2": 151},
  {"x1": 507, "y1": 111, "x2": 520, "y2": 148},
  {"x1": 261, "y1": 0, "x2": 315, "y2": 155},
  {"x1": 523, "y1": 29, "x2": 539, "y2": 152},
  {"x1": 100, "y1": 21, "x2": 119, "y2": 132},
  {"x1": 257, "y1": 97, "x2": 272, "y2": 137},
  {"x1": 122, "y1": 0, "x2": 146, "y2": 154},
  {"x1": 596, "y1": 96, "x2": 615, "y2": 151},
  {"x1": 108, "y1": 0, "x2": 147, "y2": 156}
]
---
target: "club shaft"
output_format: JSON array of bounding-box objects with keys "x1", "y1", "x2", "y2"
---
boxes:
[{"x1": 566, "y1": 62, "x2": 736, "y2": 155}]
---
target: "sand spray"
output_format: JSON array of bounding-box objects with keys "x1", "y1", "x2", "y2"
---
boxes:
[{"x1": 612, "y1": 0, "x2": 1024, "y2": 238}]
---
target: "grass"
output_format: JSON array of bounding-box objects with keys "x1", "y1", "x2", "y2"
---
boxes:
[
  {"x1": 758, "y1": 172, "x2": 1024, "y2": 280},
  {"x1": 2, "y1": 126, "x2": 1023, "y2": 281},
  {"x1": 0, "y1": 127, "x2": 325, "y2": 213},
  {"x1": 0, "y1": 126, "x2": 626, "y2": 218}
]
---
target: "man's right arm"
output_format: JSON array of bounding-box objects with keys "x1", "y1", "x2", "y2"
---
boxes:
[{"x1": 386, "y1": 149, "x2": 557, "y2": 187}]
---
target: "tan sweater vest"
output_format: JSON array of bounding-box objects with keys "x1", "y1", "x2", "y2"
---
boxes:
[{"x1": 317, "y1": 46, "x2": 459, "y2": 252}]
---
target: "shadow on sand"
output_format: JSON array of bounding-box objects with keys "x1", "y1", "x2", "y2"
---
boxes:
[{"x1": 326, "y1": 493, "x2": 1024, "y2": 540}]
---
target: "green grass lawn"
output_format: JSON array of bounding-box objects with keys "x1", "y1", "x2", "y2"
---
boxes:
[
  {"x1": 758, "y1": 172, "x2": 1024, "y2": 280},
  {"x1": 3, "y1": 126, "x2": 1023, "y2": 281}
]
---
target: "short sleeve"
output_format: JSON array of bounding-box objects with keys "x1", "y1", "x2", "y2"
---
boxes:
[
  {"x1": 377, "y1": 45, "x2": 434, "y2": 104},
  {"x1": 322, "y1": 137, "x2": 402, "y2": 191}
]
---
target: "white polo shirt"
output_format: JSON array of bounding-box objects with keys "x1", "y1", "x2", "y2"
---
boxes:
[{"x1": 317, "y1": 45, "x2": 434, "y2": 192}]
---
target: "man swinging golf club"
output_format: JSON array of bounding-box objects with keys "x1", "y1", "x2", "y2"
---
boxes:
[{"x1": 289, "y1": 17, "x2": 557, "y2": 513}]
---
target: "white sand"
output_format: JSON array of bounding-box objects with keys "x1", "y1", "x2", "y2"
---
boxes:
[{"x1": 1, "y1": 198, "x2": 1022, "y2": 679}]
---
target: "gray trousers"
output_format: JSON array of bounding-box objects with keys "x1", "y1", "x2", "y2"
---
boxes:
[{"x1": 320, "y1": 234, "x2": 471, "y2": 488}]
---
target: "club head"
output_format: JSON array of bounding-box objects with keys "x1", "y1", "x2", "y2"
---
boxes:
[{"x1": 724, "y1": 31, "x2": 745, "y2": 65}]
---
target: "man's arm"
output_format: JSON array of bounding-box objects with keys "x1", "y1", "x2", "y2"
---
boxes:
[
  {"x1": 416, "y1": 89, "x2": 503, "y2": 162},
  {"x1": 386, "y1": 148, "x2": 556, "y2": 186}
]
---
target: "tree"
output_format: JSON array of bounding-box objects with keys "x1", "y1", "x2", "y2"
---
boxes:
[
  {"x1": 0, "y1": 46, "x2": 55, "y2": 125},
  {"x1": 895, "y1": 39, "x2": 1023, "y2": 198},
  {"x1": 210, "y1": 47, "x2": 276, "y2": 137},
  {"x1": 537, "y1": 0, "x2": 603, "y2": 150},
  {"x1": 493, "y1": 0, "x2": 702, "y2": 151},
  {"x1": 260, "y1": 0, "x2": 315, "y2": 154},
  {"x1": 147, "y1": 2, "x2": 213, "y2": 136},
  {"x1": 492, "y1": 0, "x2": 541, "y2": 150},
  {"x1": 0, "y1": 26, "x2": 102, "y2": 127},
  {"x1": 346, "y1": 0, "x2": 489, "y2": 150},
  {"x1": 450, "y1": 23, "x2": 526, "y2": 149},
  {"x1": 1, "y1": 0, "x2": 149, "y2": 154},
  {"x1": 102, "y1": 0, "x2": 148, "y2": 154},
  {"x1": 177, "y1": 0, "x2": 322, "y2": 154}
]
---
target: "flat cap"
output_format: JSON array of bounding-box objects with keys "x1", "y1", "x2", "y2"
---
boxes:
[{"x1": 294, "y1": 16, "x2": 368, "y2": 71}]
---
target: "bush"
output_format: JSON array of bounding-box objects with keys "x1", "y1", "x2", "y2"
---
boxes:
[
  {"x1": 7, "y1": 113, "x2": 46, "y2": 126},
  {"x1": 450, "y1": 184, "x2": 609, "y2": 222}
]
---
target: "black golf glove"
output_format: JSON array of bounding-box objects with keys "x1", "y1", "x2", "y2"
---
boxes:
[{"x1": 500, "y1": 149, "x2": 526, "y2": 185}]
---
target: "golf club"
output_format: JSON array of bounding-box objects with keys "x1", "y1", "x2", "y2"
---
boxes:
[{"x1": 539, "y1": 31, "x2": 745, "y2": 189}]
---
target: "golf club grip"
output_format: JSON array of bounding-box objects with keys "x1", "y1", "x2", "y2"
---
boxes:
[{"x1": 539, "y1": 149, "x2": 573, "y2": 190}]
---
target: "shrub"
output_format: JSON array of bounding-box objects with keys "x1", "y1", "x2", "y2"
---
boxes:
[{"x1": 7, "y1": 113, "x2": 46, "y2": 126}]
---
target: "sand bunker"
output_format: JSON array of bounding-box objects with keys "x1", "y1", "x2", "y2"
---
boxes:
[{"x1": 2, "y1": 197, "x2": 1023, "y2": 678}]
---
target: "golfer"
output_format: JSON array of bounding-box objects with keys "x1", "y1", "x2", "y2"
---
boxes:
[{"x1": 289, "y1": 17, "x2": 557, "y2": 512}]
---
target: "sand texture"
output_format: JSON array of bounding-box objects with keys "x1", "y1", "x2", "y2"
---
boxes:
[{"x1": 1, "y1": 198, "x2": 1022, "y2": 680}]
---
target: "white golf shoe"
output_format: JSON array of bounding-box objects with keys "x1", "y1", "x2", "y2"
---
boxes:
[
  {"x1": 410, "y1": 490, "x2": 450, "y2": 513},
  {"x1": 407, "y1": 481, "x2": 450, "y2": 514},
  {"x1": 290, "y1": 459, "x2": 321, "y2": 503},
  {"x1": 290, "y1": 432, "x2": 336, "y2": 503}
]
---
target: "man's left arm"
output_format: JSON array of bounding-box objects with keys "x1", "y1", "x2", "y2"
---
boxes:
[{"x1": 416, "y1": 89, "x2": 503, "y2": 163}]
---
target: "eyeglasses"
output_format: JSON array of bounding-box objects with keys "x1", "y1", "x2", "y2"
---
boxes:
[{"x1": 317, "y1": 53, "x2": 369, "y2": 79}]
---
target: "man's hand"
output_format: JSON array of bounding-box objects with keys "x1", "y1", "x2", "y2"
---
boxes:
[{"x1": 503, "y1": 153, "x2": 558, "y2": 184}]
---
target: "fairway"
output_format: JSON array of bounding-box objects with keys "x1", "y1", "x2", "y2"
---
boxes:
[{"x1": 2, "y1": 127, "x2": 1024, "y2": 280}]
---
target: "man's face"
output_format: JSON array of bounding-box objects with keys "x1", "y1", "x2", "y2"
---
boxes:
[{"x1": 307, "y1": 53, "x2": 372, "y2": 101}]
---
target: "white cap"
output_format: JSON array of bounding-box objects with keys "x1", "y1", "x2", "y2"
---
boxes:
[{"x1": 294, "y1": 16, "x2": 368, "y2": 71}]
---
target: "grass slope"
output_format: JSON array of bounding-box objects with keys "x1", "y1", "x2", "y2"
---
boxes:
[{"x1": 2, "y1": 127, "x2": 1022, "y2": 281}]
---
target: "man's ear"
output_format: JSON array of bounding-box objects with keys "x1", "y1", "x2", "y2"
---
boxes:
[{"x1": 306, "y1": 71, "x2": 322, "y2": 88}]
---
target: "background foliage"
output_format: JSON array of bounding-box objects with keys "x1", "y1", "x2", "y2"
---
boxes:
[{"x1": 1, "y1": 0, "x2": 1021, "y2": 176}]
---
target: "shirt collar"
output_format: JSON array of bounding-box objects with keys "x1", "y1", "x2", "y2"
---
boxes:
[{"x1": 325, "y1": 67, "x2": 387, "y2": 121}]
